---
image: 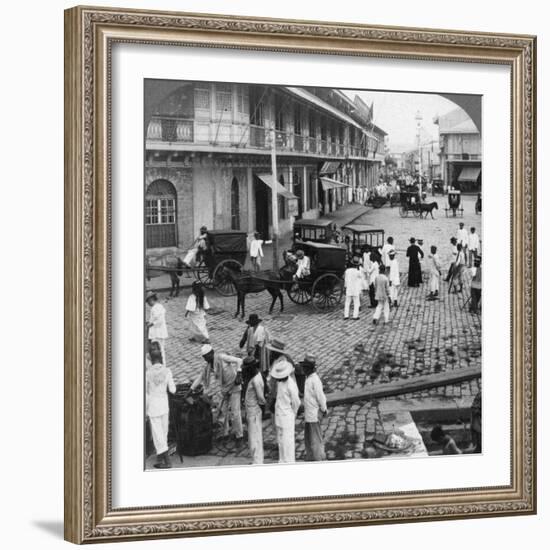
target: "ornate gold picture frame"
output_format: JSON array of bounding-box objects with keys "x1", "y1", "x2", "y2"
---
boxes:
[{"x1": 64, "y1": 5, "x2": 536, "y2": 544}]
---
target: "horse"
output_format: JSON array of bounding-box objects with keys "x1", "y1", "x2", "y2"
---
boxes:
[
  {"x1": 221, "y1": 265, "x2": 294, "y2": 318},
  {"x1": 418, "y1": 201, "x2": 439, "y2": 219},
  {"x1": 145, "y1": 256, "x2": 185, "y2": 297}
]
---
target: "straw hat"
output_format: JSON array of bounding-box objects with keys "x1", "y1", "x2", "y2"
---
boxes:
[
  {"x1": 270, "y1": 359, "x2": 293, "y2": 379},
  {"x1": 200, "y1": 344, "x2": 213, "y2": 356},
  {"x1": 266, "y1": 338, "x2": 286, "y2": 353}
]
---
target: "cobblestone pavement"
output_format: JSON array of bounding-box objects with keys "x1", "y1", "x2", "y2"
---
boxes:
[
  {"x1": 354, "y1": 194, "x2": 481, "y2": 267},
  {"x1": 147, "y1": 196, "x2": 482, "y2": 467}
]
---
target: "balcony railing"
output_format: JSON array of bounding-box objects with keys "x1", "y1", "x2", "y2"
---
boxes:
[
  {"x1": 293, "y1": 134, "x2": 304, "y2": 152},
  {"x1": 249, "y1": 125, "x2": 266, "y2": 148},
  {"x1": 275, "y1": 130, "x2": 290, "y2": 149},
  {"x1": 319, "y1": 140, "x2": 328, "y2": 154},
  {"x1": 308, "y1": 137, "x2": 317, "y2": 153},
  {"x1": 147, "y1": 116, "x2": 193, "y2": 142}
]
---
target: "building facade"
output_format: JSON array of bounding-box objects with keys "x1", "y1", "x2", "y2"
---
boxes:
[
  {"x1": 435, "y1": 107, "x2": 482, "y2": 193},
  {"x1": 144, "y1": 81, "x2": 386, "y2": 251}
]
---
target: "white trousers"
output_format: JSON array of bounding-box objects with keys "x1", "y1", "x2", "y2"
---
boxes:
[
  {"x1": 218, "y1": 391, "x2": 243, "y2": 438},
  {"x1": 246, "y1": 407, "x2": 264, "y2": 464},
  {"x1": 344, "y1": 294, "x2": 360, "y2": 318},
  {"x1": 275, "y1": 419, "x2": 296, "y2": 463},
  {"x1": 149, "y1": 414, "x2": 169, "y2": 455},
  {"x1": 429, "y1": 273, "x2": 440, "y2": 293},
  {"x1": 389, "y1": 284, "x2": 399, "y2": 302},
  {"x1": 373, "y1": 300, "x2": 390, "y2": 322}
]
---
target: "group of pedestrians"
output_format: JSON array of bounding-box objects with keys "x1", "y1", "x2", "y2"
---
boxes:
[
  {"x1": 190, "y1": 334, "x2": 328, "y2": 465},
  {"x1": 342, "y1": 236, "x2": 400, "y2": 325}
]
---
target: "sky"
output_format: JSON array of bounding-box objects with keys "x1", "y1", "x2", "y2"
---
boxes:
[{"x1": 342, "y1": 89, "x2": 460, "y2": 153}]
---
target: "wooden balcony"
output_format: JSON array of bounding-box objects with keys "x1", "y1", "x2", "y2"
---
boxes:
[
  {"x1": 147, "y1": 116, "x2": 193, "y2": 142},
  {"x1": 249, "y1": 125, "x2": 266, "y2": 148}
]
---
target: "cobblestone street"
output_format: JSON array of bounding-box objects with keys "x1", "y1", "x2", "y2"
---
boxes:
[{"x1": 147, "y1": 195, "x2": 482, "y2": 468}]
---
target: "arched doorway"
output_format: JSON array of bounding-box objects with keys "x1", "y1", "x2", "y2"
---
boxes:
[
  {"x1": 145, "y1": 179, "x2": 177, "y2": 248},
  {"x1": 230, "y1": 177, "x2": 240, "y2": 230}
]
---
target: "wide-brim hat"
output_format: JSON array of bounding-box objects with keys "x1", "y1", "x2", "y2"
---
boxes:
[
  {"x1": 246, "y1": 313, "x2": 262, "y2": 326},
  {"x1": 200, "y1": 344, "x2": 213, "y2": 357},
  {"x1": 145, "y1": 292, "x2": 158, "y2": 303},
  {"x1": 266, "y1": 338, "x2": 286, "y2": 353},
  {"x1": 270, "y1": 359, "x2": 293, "y2": 379}
]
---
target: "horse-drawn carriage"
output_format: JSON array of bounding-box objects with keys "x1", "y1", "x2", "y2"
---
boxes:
[
  {"x1": 285, "y1": 241, "x2": 347, "y2": 311},
  {"x1": 445, "y1": 189, "x2": 464, "y2": 217},
  {"x1": 145, "y1": 230, "x2": 247, "y2": 297},
  {"x1": 292, "y1": 218, "x2": 337, "y2": 244},
  {"x1": 432, "y1": 178, "x2": 444, "y2": 196},
  {"x1": 398, "y1": 190, "x2": 422, "y2": 217},
  {"x1": 341, "y1": 224, "x2": 385, "y2": 258}
]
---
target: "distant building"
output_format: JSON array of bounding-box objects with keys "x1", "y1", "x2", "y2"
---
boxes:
[
  {"x1": 144, "y1": 81, "x2": 387, "y2": 251},
  {"x1": 402, "y1": 140, "x2": 441, "y2": 181},
  {"x1": 434, "y1": 107, "x2": 481, "y2": 192}
]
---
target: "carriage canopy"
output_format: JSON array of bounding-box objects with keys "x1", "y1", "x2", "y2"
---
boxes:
[{"x1": 295, "y1": 241, "x2": 347, "y2": 272}]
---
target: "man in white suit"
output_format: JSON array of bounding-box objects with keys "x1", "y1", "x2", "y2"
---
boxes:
[{"x1": 344, "y1": 256, "x2": 363, "y2": 320}]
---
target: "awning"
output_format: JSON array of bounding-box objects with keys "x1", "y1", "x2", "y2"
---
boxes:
[
  {"x1": 320, "y1": 177, "x2": 350, "y2": 191},
  {"x1": 319, "y1": 161, "x2": 342, "y2": 175},
  {"x1": 458, "y1": 166, "x2": 481, "y2": 182},
  {"x1": 255, "y1": 173, "x2": 298, "y2": 200}
]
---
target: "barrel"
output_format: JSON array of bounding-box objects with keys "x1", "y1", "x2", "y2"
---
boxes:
[{"x1": 169, "y1": 384, "x2": 213, "y2": 459}]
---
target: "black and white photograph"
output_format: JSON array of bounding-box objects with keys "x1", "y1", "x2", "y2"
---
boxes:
[{"x1": 143, "y1": 79, "x2": 482, "y2": 470}]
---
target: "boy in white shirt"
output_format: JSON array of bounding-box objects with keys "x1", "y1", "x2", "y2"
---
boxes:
[{"x1": 249, "y1": 231, "x2": 272, "y2": 272}]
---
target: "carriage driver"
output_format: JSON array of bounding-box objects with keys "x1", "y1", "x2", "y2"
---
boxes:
[
  {"x1": 293, "y1": 249, "x2": 311, "y2": 280},
  {"x1": 182, "y1": 225, "x2": 208, "y2": 268}
]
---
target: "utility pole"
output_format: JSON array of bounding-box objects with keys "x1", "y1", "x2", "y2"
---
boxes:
[
  {"x1": 270, "y1": 123, "x2": 280, "y2": 270},
  {"x1": 415, "y1": 110, "x2": 423, "y2": 192}
]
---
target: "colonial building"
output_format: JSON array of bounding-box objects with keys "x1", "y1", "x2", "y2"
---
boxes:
[
  {"x1": 434, "y1": 107, "x2": 481, "y2": 193},
  {"x1": 144, "y1": 80, "x2": 386, "y2": 251},
  {"x1": 402, "y1": 140, "x2": 441, "y2": 181}
]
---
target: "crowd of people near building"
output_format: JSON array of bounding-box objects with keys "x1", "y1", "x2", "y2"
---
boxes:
[{"x1": 144, "y1": 220, "x2": 481, "y2": 469}]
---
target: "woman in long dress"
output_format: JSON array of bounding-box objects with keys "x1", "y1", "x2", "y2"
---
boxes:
[
  {"x1": 185, "y1": 282, "x2": 210, "y2": 343},
  {"x1": 406, "y1": 237, "x2": 424, "y2": 287}
]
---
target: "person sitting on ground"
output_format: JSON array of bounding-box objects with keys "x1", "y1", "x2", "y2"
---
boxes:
[
  {"x1": 183, "y1": 225, "x2": 208, "y2": 268},
  {"x1": 294, "y1": 249, "x2": 311, "y2": 280},
  {"x1": 430, "y1": 425, "x2": 462, "y2": 455}
]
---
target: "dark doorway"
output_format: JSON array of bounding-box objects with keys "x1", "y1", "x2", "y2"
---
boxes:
[
  {"x1": 254, "y1": 175, "x2": 270, "y2": 239},
  {"x1": 145, "y1": 179, "x2": 177, "y2": 248},
  {"x1": 231, "y1": 177, "x2": 240, "y2": 230}
]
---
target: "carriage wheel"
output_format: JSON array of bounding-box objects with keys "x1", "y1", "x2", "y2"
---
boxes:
[
  {"x1": 287, "y1": 281, "x2": 312, "y2": 304},
  {"x1": 212, "y1": 259, "x2": 242, "y2": 296},
  {"x1": 399, "y1": 206, "x2": 408, "y2": 218},
  {"x1": 194, "y1": 259, "x2": 213, "y2": 289},
  {"x1": 311, "y1": 274, "x2": 344, "y2": 312}
]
